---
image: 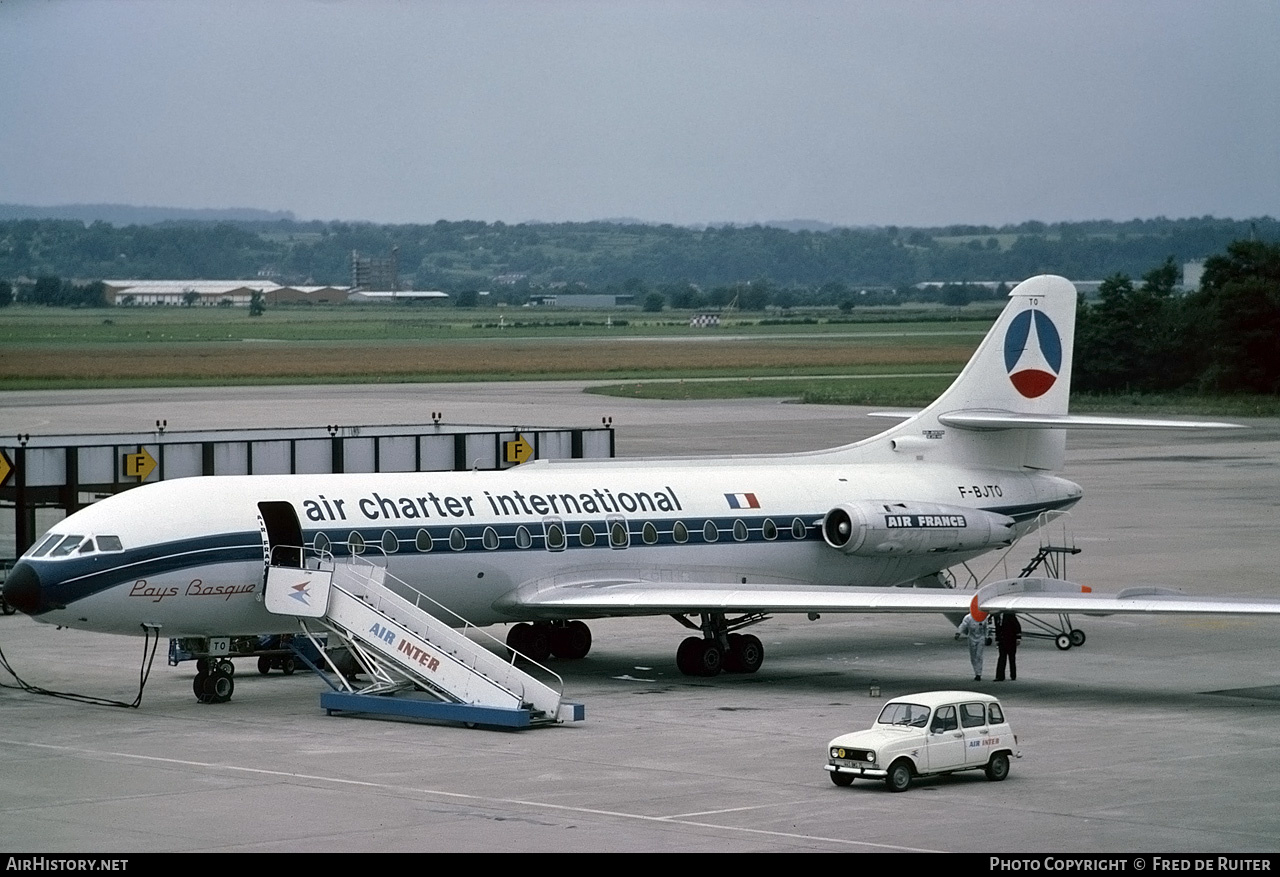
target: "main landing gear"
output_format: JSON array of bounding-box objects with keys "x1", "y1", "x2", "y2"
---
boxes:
[
  {"x1": 506, "y1": 620, "x2": 593, "y2": 663},
  {"x1": 673, "y1": 612, "x2": 765, "y2": 677}
]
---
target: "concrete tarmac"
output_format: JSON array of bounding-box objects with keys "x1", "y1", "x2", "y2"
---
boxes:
[{"x1": 1, "y1": 383, "x2": 1279, "y2": 853}]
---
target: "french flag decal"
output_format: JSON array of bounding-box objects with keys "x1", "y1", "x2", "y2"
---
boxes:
[{"x1": 725, "y1": 492, "x2": 760, "y2": 509}]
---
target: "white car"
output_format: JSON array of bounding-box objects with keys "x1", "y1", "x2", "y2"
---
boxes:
[{"x1": 825, "y1": 690, "x2": 1020, "y2": 792}]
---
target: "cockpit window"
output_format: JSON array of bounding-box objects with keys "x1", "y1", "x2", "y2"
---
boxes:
[
  {"x1": 48, "y1": 535, "x2": 86, "y2": 557},
  {"x1": 28, "y1": 533, "x2": 62, "y2": 558}
]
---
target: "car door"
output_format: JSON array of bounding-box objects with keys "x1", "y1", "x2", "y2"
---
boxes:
[
  {"x1": 926, "y1": 704, "x2": 966, "y2": 771},
  {"x1": 961, "y1": 701, "x2": 993, "y2": 766}
]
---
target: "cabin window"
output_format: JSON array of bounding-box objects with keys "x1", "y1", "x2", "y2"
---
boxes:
[
  {"x1": 544, "y1": 520, "x2": 566, "y2": 551},
  {"x1": 415, "y1": 529, "x2": 433, "y2": 552},
  {"x1": 313, "y1": 532, "x2": 331, "y2": 554},
  {"x1": 449, "y1": 528, "x2": 467, "y2": 551},
  {"x1": 761, "y1": 518, "x2": 778, "y2": 541},
  {"x1": 514, "y1": 525, "x2": 533, "y2": 549},
  {"x1": 578, "y1": 524, "x2": 597, "y2": 547},
  {"x1": 702, "y1": 520, "x2": 719, "y2": 542},
  {"x1": 673, "y1": 521, "x2": 689, "y2": 543},
  {"x1": 642, "y1": 522, "x2": 659, "y2": 545},
  {"x1": 482, "y1": 527, "x2": 500, "y2": 550},
  {"x1": 609, "y1": 519, "x2": 629, "y2": 549},
  {"x1": 733, "y1": 519, "x2": 749, "y2": 542},
  {"x1": 791, "y1": 517, "x2": 807, "y2": 539},
  {"x1": 380, "y1": 530, "x2": 398, "y2": 554},
  {"x1": 348, "y1": 531, "x2": 365, "y2": 554}
]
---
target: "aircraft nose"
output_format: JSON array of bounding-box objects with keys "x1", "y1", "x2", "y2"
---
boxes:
[{"x1": 3, "y1": 560, "x2": 43, "y2": 614}]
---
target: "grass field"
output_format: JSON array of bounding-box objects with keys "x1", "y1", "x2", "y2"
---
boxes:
[
  {"x1": 0, "y1": 304, "x2": 986, "y2": 389},
  {"x1": 3, "y1": 304, "x2": 1276, "y2": 414}
]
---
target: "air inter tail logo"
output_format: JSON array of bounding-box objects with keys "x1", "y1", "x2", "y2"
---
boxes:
[{"x1": 1003, "y1": 309, "x2": 1062, "y2": 399}]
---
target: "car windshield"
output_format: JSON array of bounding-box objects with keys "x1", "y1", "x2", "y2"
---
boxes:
[{"x1": 877, "y1": 702, "x2": 931, "y2": 728}]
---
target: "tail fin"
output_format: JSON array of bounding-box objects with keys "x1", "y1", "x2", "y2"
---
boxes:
[{"x1": 857, "y1": 275, "x2": 1079, "y2": 471}]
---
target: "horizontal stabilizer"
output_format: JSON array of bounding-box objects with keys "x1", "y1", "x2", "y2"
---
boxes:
[{"x1": 938, "y1": 410, "x2": 1243, "y2": 432}]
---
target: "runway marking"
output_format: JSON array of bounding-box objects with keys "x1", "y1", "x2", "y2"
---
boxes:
[{"x1": 2, "y1": 738, "x2": 945, "y2": 853}]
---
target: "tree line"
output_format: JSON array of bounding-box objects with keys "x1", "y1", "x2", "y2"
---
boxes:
[
  {"x1": 1075, "y1": 240, "x2": 1280, "y2": 395},
  {"x1": 0, "y1": 215, "x2": 1274, "y2": 292}
]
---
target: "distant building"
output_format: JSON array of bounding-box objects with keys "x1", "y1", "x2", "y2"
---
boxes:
[
  {"x1": 105, "y1": 280, "x2": 355, "y2": 306},
  {"x1": 347, "y1": 290, "x2": 449, "y2": 304},
  {"x1": 105, "y1": 280, "x2": 279, "y2": 307},
  {"x1": 526, "y1": 294, "x2": 635, "y2": 308},
  {"x1": 351, "y1": 248, "x2": 400, "y2": 291},
  {"x1": 1183, "y1": 261, "x2": 1205, "y2": 291}
]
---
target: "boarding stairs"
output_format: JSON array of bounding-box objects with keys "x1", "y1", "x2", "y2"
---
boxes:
[{"x1": 264, "y1": 548, "x2": 582, "y2": 728}]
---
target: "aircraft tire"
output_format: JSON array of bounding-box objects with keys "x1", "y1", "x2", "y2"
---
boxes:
[
  {"x1": 550, "y1": 621, "x2": 592, "y2": 660},
  {"x1": 696, "y1": 640, "x2": 724, "y2": 677},
  {"x1": 193, "y1": 672, "x2": 209, "y2": 701},
  {"x1": 676, "y1": 637, "x2": 703, "y2": 675},
  {"x1": 1055, "y1": 634, "x2": 1072, "y2": 651},
  {"x1": 507, "y1": 622, "x2": 532, "y2": 658},
  {"x1": 1069, "y1": 628, "x2": 1086, "y2": 647},
  {"x1": 205, "y1": 669, "x2": 234, "y2": 704},
  {"x1": 731, "y1": 634, "x2": 764, "y2": 674},
  {"x1": 519, "y1": 623, "x2": 552, "y2": 663}
]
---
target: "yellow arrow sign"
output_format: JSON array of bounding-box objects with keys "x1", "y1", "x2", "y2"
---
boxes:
[
  {"x1": 0, "y1": 449, "x2": 12, "y2": 487},
  {"x1": 123, "y1": 447, "x2": 158, "y2": 481},
  {"x1": 504, "y1": 434, "x2": 533, "y2": 465}
]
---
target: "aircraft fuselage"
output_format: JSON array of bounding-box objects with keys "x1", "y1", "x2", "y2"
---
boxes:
[{"x1": 6, "y1": 457, "x2": 1081, "y2": 638}]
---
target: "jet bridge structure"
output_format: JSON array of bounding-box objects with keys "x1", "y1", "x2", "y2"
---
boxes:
[
  {"x1": 265, "y1": 549, "x2": 583, "y2": 729},
  {"x1": 0, "y1": 419, "x2": 615, "y2": 607}
]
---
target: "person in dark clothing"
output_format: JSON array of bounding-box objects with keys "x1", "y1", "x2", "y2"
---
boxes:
[{"x1": 994, "y1": 613, "x2": 1021, "y2": 681}]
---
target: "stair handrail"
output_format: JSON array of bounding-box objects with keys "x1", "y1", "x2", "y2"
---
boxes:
[{"x1": 329, "y1": 547, "x2": 565, "y2": 703}]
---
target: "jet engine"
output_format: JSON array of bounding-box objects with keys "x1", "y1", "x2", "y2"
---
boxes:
[{"x1": 821, "y1": 501, "x2": 1015, "y2": 556}]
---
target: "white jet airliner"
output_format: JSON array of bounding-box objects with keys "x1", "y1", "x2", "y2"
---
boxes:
[{"x1": 7, "y1": 275, "x2": 1279, "y2": 700}]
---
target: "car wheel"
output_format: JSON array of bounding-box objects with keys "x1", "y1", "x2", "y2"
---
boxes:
[
  {"x1": 985, "y1": 752, "x2": 1010, "y2": 782},
  {"x1": 885, "y1": 760, "x2": 913, "y2": 792},
  {"x1": 830, "y1": 771, "x2": 854, "y2": 787}
]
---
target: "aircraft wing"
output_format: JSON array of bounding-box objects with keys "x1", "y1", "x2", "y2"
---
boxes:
[{"x1": 498, "y1": 575, "x2": 1280, "y2": 618}]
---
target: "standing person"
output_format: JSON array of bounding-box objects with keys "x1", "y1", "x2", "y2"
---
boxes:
[
  {"x1": 995, "y1": 612, "x2": 1022, "y2": 681},
  {"x1": 956, "y1": 612, "x2": 986, "y2": 681}
]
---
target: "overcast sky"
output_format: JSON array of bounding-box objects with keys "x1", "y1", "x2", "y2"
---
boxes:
[{"x1": 1, "y1": 0, "x2": 1276, "y2": 227}]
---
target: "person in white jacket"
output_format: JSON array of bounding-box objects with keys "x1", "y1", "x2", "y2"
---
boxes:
[{"x1": 956, "y1": 613, "x2": 986, "y2": 681}]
